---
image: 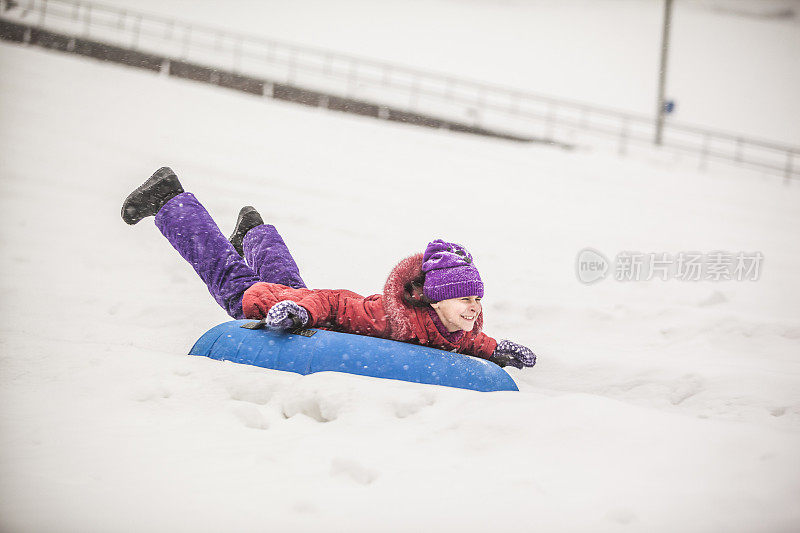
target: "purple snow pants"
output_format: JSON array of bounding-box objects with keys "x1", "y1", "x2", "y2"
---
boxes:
[{"x1": 154, "y1": 192, "x2": 306, "y2": 319}]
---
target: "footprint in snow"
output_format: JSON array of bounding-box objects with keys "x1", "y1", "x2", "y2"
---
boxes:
[
  {"x1": 230, "y1": 403, "x2": 269, "y2": 430},
  {"x1": 330, "y1": 457, "x2": 379, "y2": 485},
  {"x1": 605, "y1": 508, "x2": 638, "y2": 525},
  {"x1": 131, "y1": 383, "x2": 171, "y2": 402}
]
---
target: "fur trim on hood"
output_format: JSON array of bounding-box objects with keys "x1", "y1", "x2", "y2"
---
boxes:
[{"x1": 382, "y1": 253, "x2": 484, "y2": 341}]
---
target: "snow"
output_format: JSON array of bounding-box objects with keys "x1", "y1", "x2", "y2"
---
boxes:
[{"x1": 1, "y1": 5, "x2": 800, "y2": 532}]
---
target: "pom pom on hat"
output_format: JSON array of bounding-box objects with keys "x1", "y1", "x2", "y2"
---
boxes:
[{"x1": 422, "y1": 239, "x2": 483, "y2": 301}]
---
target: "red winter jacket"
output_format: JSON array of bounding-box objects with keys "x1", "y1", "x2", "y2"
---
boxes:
[{"x1": 241, "y1": 253, "x2": 498, "y2": 359}]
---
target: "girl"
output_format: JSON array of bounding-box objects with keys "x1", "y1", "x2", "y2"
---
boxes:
[{"x1": 122, "y1": 167, "x2": 536, "y2": 369}]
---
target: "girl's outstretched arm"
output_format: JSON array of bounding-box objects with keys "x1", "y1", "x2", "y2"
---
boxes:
[
  {"x1": 461, "y1": 333, "x2": 538, "y2": 369},
  {"x1": 297, "y1": 292, "x2": 389, "y2": 338},
  {"x1": 242, "y1": 283, "x2": 389, "y2": 338}
]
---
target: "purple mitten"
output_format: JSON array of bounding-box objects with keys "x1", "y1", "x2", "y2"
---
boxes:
[
  {"x1": 265, "y1": 300, "x2": 309, "y2": 330},
  {"x1": 490, "y1": 340, "x2": 536, "y2": 369}
]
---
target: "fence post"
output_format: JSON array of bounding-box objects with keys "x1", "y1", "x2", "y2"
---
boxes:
[
  {"x1": 546, "y1": 102, "x2": 556, "y2": 140},
  {"x1": 38, "y1": 0, "x2": 47, "y2": 26},
  {"x1": 381, "y1": 64, "x2": 391, "y2": 87},
  {"x1": 475, "y1": 86, "x2": 486, "y2": 127},
  {"x1": 510, "y1": 92, "x2": 519, "y2": 115},
  {"x1": 131, "y1": 15, "x2": 142, "y2": 49},
  {"x1": 181, "y1": 25, "x2": 191, "y2": 60},
  {"x1": 233, "y1": 37, "x2": 242, "y2": 73},
  {"x1": 786, "y1": 150, "x2": 795, "y2": 184},
  {"x1": 347, "y1": 59, "x2": 357, "y2": 97},
  {"x1": 83, "y1": 2, "x2": 91, "y2": 38},
  {"x1": 699, "y1": 133, "x2": 710, "y2": 171},
  {"x1": 619, "y1": 117, "x2": 629, "y2": 157},
  {"x1": 287, "y1": 49, "x2": 296, "y2": 84}
]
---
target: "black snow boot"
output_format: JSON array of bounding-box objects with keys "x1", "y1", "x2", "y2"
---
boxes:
[
  {"x1": 121, "y1": 167, "x2": 184, "y2": 225},
  {"x1": 229, "y1": 206, "x2": 264, "y2": 256}
]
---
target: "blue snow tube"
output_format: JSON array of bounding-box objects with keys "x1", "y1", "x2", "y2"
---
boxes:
[{"x1": 189, "y1": 320, "x2": 518, "y2": 392}]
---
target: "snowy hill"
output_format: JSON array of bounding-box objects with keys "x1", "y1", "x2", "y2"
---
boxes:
[
  {"x1": 95, "y1": 0, "x2": 800, "y2": 145},
  {"x1": 1, "y1": 31, "x2": 800, "y2": 533}
]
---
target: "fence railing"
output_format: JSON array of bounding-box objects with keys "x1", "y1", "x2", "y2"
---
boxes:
[{"x1": 2, "y1": 0, "x2": 797, "y2": 180}]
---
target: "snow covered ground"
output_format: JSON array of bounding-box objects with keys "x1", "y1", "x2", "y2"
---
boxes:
[{"x1": 1, "y1": 16, "x2": 800, "y2": 533}]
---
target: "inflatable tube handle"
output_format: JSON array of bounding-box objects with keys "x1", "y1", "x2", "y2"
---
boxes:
[
  {"x1": 240, "y1": 319, "x2": 266, "y2": 330},
  {"x1": 240, "y1": 317, "x2": 312, "y2": 332}
]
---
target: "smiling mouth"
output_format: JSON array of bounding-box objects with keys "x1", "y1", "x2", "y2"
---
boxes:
[{"x1": 461, "y1": 315, "x2": 475, "y2": 320}]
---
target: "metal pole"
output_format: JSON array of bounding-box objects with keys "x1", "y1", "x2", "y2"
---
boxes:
[{"x1": 655, "y1": 0, "x2": 673, "y2": 146}]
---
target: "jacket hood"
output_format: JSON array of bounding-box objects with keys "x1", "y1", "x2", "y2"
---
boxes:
[{"x1": 382, "y1": 252, "x2": 484, "y2": 341}]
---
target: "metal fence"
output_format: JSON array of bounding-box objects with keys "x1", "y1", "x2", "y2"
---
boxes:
[{"x1": 2, "y1": 0, "x2": 797, "y2": 180}]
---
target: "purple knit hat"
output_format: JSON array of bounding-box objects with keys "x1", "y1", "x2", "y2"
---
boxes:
[{"x1": 422, "y1": 239, "x2": 484, "y2": 301}]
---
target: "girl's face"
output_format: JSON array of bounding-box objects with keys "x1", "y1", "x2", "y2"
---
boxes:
[{"x1": 431, "y1": 296, "x2": 482, "y2": 332}]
